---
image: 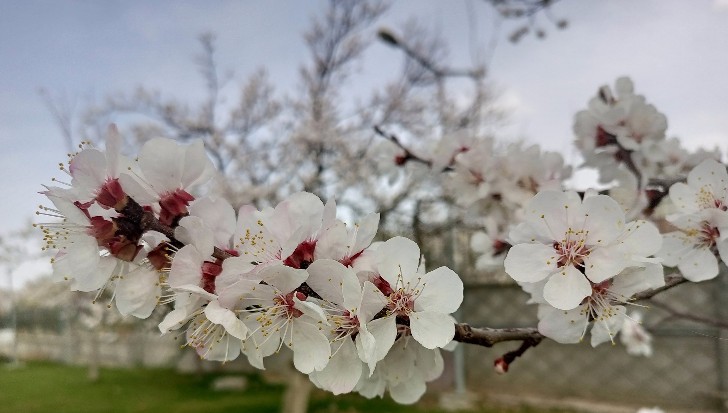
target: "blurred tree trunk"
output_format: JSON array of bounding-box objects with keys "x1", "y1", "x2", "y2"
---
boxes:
[{"x1": 280, "y1": 370, "x2": 312, "y2": 413}]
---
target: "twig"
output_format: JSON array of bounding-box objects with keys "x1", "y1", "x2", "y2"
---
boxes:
[
  {"x1": 373, "y1": 125, "x2": 453, "y2": 171},
  {"x1": 648, "y1": 299, "x2": 728, "y2": 330}
]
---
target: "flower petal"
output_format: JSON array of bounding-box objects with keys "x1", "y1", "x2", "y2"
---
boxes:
[
  {"x1": 504, "y1": 243, "x2": 558, "y2": 283},
  {"x1": 414, "y1": 267, "x2": 463, "y2": 314},
  {"x1": 409, "y1": 311, "x2": 455, "y2": 349},
  {"x1": 375, "y1": 237, "x2": 421, "y2": 287},
  {"x1": 537, "y1": 304, "x2": 586, "y2": 344},
  {"x1": 290, "y1": 320, "x2": 331, "y2": 373},
  {"x1": 543, "y1": 265, "x2": 592, "y2": 310},
  {"x1": 678, "y1": 246, "x2": 719, "y2": 282}
]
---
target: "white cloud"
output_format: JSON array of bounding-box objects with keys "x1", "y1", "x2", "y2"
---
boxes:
[{"x1": 714, "y1": 0, "x2": 728, "y2": 10}]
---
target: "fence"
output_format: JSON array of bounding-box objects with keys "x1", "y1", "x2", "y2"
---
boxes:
[{"x1": 458, "y1": 276, "x2": 728, "y2": 411}]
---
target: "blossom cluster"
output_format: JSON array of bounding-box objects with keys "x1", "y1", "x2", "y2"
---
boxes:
[
  {"x1": 428, "y1": 133, "x2": 572, "y2": 272},
  {"x1": 494, "y1": 77, "x2": 727, "y2": 349},
  {"x1": 574, "y1": 77, "x2": 719, "y2": 186},
  {"x1": 505, "y1": 190, "x2": 665, "y2": 346},
  {"x1": 36, "y1": 127, "x2": 464, "y2": 404}
]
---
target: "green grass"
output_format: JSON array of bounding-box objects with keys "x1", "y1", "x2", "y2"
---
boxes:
[{"x1": 0, "y1": 362, "x2": 565, "y2": 413}]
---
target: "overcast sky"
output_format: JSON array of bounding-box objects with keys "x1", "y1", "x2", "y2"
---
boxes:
[{"x1": 1, "y1": 0, "x2": 727, "y2": 287}]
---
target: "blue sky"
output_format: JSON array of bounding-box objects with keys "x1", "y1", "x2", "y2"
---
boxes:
[{"x1": 1, "y1": 0, "x2": 727, "y2": 287}]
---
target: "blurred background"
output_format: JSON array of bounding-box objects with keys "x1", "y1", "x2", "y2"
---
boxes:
[{"x1": 1, "y1": 1, "x2": 727, "y2": 412}]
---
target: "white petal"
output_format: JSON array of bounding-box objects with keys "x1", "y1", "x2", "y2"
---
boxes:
[
  {"x1": 69, "y1": 149, "x2": 107, "y2": 199},
  {"x1": 610, "y1": 263, "x2": 664, "y2": 298},
  {"x1": 375, "y1": 237, "x2": 421, "y2": 287},
  {"x1": 46, "y1": 192, "x2": 89, "y2": 226},
  {"x1": 180, "y1": 139, "x2": 214, "y2": 188},
  {"x1": 305, "y1": 259, "x2": 350, "y2": 304},
  {"x1": 115, "y1": 266, "x2": 161, "y2": 318},
  {"x1": 583, "y1": 245, "x2": 627, "y2": 284},
  {"x1": 315, "y1": 222, "x2": 349, "y2": 261},
  {"x1": 409, "y1": 311, "x2": 455, "y2": 349},
  {"x1": 657, "y1": 232, "x2": 692, "y2": 267},
  {"x1": 188, "y1": 196, "x2": 236, "y2": 247},
  {"x1": 389, "y1": 377, "x2": 426, "y2": 405},
  {"x1": 686, "y1": 159, "x2": 728, "y2": 204},
  {"x1": 290, "y1": 320, "x2": 331, "y2": 373},
  {"x1": 414, "y1": 267, "x2": 463, "y2": 314},
  {"x1": 310, "y1": 339, "x2": 362, "y2": 395},
  {"x1": 200, "y1": 332, "x2": 241, "y2": 362},
  {"x1": 590, "y1": 305, "x2": 626, "y2": 347},
  {"x1": 718, "y1": 239, "x2": 728, "y2": 267},
  {"x1": 52, "y1": 234, "x2": 100, "y2": 283},
  {"x1": 71, "y1": 255, "x2": 117, "y2": 292},
  {"x1": 175, "y1": 216, "x2": 215, "y2": 258},
  {"x1": 537, "y1": 305, "x2": 586, "y2": 344},
  {"x1": 205, "y1": 300, "x2": 248, "y2": 340},
  {"x1": 118, "y1": 172, "x2": 158, "y2": 205},
  {"x1": 503, "y1": 243, "x2": 558, "y2": 283},
  {"x1": 582, "y1": 194, "x2": 626, "y2": 244},
  {"x1": 521, "y1": 190, "x2": 581, "y2": 240},
  {"x1": 293, "y1": 297, "x2": 329, "y2": 324},
  {"x1": 669, "y1": 182, "x2": 699, "y2": 214},
  {"x1": 260, "y1": 264, "x2": 307, "y2": 293},
  {"x1": 351, "y1": 213, "x2": 380, "y2": 254},
  {"x1": 357, "y1": 316, "x2": 396, "y2": 373},
  {"x1": 139, "y1": 138, "x2": 184, "y2": 192},
  {"x1": 543, "y1": 265, "x2": 592, "y2": 310},
  {"x1": 619, "y1": 220, "x2": 663, "y2": 257},
  {"x1": 105, "y1": 124, "x2": 122, "y2": 177},
  {"x1": 677, "y1": 247, "x2": 719, "y2": 282},
  {"x1": 168, "y1": 245, "x2": 203, "y2": 289},
  {"x1": 358, "y1": 281, "x2": 386, "y2": 322}
]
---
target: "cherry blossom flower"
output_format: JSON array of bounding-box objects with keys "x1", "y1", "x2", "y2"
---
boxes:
[
  {"x1": 234, "y1": 191, "x2": 336, "y2": 272},
  {"x1": 505, "y1": 190, "x2": 663, "y2": 310},
  {"x1": 620, "y1": 310, "x2": 653, "y2": 357},
  {"x1": 371, "y1": 237, "x2": 463, "y2": 349},
  {"x1": 573, "y1": 77, "x2": 667, "y2": 184},
  {"x1": 656, "y1": 159, "x2": 728, "y2": 281},
  {"x1": 536, "y1": 263, "x2": 664, "y2": 346},
  {"x1": 354, "y1": 336, "x2": 444, "y2": 404},
  {"x1": 61, "y1": 124, "x2": 139, "y2": 211},
  {"x1": 306, "y1": 259, "x2": 390, "y2": 393},
  {"x1": 119, "y1": 138, "x2": 215, "y2": 225},
  {"x1": 236, "y1": 264, "x2": 331, "y2": 374},
  {"x1": 658, "y1": 210, "x2": 728, "y2": 282}
]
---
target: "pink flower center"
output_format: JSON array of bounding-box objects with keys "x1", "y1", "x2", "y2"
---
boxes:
[
  {"x1": 553, "y1": 235, "x2": 590, "y2": 268},
  {"x1": 274, "y1": 291, "x2": 307, "y2": 319},
  {"x1": 697, "y1": 222, "x2": 720, "y2": 248},
  {"x1": 334, "y1": 310, "x2": 360, "y2": 338},
  {"x1": 387, "y1": 288, "x2": 415, "y2": 316}
]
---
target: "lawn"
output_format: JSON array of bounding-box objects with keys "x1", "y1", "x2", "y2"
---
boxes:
[{"x1": 0, "y1": 362, "x2": 567, "y2": 413}]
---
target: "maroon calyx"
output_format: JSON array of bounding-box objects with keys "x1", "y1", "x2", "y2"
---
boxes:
[
  {"x1": 96, "y1": 178, "x2": 126, "y2": 209},
  {"x1": 201, "y1": 260, "x2": 223, "y2": 295},
  {"x1": 283, "y1": 240, "x2": 317, "y2": 269},
  {"x1": 159, "y1": 189, "x2": 195, "y2": 226}
]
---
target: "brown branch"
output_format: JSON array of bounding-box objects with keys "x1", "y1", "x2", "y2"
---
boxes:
[
  {"x1": 452, "y1": 272, "x2": 691, "y2": 349},
  {"x1": 373, "y1": 125, "x2": 453, "y2": 171},
  {"x1": 632, "y1": 273, "x2": 688, "y2": 301},
  {"x1": 453, "y1": 324, "x2": 544, "y2": 346}
]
